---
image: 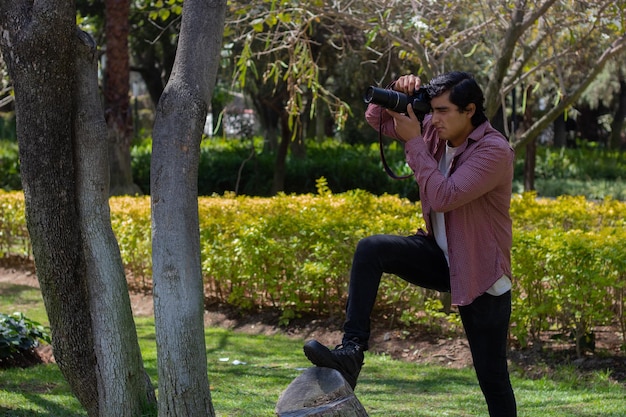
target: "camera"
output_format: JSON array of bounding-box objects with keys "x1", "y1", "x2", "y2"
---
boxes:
[{"x1": 364, "y1": 86, "x2": 431, "y2": 119}]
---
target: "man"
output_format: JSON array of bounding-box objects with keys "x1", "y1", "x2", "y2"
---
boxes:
[{"x1": 303, "y1": 71, "x2": 517, "y2": 416}]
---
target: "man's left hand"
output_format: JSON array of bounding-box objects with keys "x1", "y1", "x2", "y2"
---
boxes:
[{"x1": 386, "y1": 104, "x2": 422, "y2": 143}]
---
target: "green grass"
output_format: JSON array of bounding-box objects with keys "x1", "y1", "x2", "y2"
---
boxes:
[{"x1": 1, "y1": 283, "x2": 625, "y2": 417}]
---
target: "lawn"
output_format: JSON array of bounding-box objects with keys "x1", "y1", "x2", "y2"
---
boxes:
[{"x1": 1, "y1": 281, "x2": 625, "y2": 417}]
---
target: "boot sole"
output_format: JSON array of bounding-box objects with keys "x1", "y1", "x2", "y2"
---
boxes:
[
  {"x1": 303, "y1": 340, "x2": 336, "y2": 368},
  {"x1": 303, "y1": 340, "x2": 361, "y2": 389}
]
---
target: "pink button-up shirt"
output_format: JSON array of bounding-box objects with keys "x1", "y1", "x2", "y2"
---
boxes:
[{"x1": 365, "y1": 105, "x2": 514, "y2": 306}]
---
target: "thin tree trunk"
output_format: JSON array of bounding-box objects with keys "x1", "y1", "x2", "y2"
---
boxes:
[
  {"x1": 524, "y1": 139, "x2": 536, "y2": 192},
  {"x1": 150, "y1": 0, "x2": 227, "y2": 415},
  {"x1": 610, "y1": 76, "x2": 626, "y2": 150},
  {"x1": 271, "y1": 111, "x2": 291, "y2": 195},
  {"x1": 104, "y1": 0, "x2": 141, "y2": 196},
  {"x1": 74, "y1": 30, "x2": 156, "y2": 417},
  {"x1": 523, "y1": 87, "x2": 536, "y2": 192}
]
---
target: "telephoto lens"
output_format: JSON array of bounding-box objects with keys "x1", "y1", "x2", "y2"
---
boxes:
[
  {"x1": 364, "y1": 86, "x2": 409, "y2": 113},
  {"x1": 364, "y1": 86, "x2": 431, "y2": 116}
]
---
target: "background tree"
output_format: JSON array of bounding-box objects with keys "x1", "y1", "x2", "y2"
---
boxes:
[
  {"x1": 224, "y1": 0, "x2": 388, "y2": 193},
  {"x1": 221, "y1": 0, "x2": 624, "y2": 193},
  {"x1": 341, "y1": 0, "x2": 625, "y2": 194},
  {"x1": 72, "y1": 0, "x2": 623, "y2": 197},
  {"x1": 104, "y1": 0, "x2": 142, "y2": 196},
  {"x1": 128, "y1": 0, "x2": 182, "y2": 106},
  {"x1": 356, "y1": 0, "x2": 625, "y2": 146},
  {"x1": 578, "y1": 62, "x2": 626, "y2": 149}
]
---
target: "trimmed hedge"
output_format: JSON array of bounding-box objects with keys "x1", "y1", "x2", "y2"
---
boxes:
[
  {"x1": 131, "y1": 138, "x2": 420, "y2": 200},
  {"x1": 3, "y1": 138, "x2": 625, "y2": 200},
  {"x1": 1, "y1": 189, "x2": 625, "y2": 351}
]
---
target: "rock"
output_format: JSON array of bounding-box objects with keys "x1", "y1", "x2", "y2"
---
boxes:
[{"x1": 276, "y1": 367, "x2": 368, "y2": 417}]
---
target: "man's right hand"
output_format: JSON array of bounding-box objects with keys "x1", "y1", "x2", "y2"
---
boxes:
[{"x1": 394, "y1": 74, "x2": 422, "y2": 94}]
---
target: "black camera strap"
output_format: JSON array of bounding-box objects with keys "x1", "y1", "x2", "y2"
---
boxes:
[{"x1": 377, "y1": 112, "x2": 413, "y2": 180}]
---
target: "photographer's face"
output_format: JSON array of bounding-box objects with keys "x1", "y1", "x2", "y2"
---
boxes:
[{"x1": 430, "y1": 91, "x2": 475, "y2": 147}]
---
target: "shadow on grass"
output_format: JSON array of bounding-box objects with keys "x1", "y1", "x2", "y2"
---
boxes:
[
  {"x1": 0, "y1": 372, "x2": 85, "y2": 417},
  {"x1": 0, "y1": 282, "x2": 42, "y2": 306}
]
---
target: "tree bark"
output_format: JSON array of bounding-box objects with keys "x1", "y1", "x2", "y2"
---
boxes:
[
  {"x1": 271, "y1": 111, "x2": 290, "y2": 195},
  {"x1": 610, "y1": 76, "x2": 626, "y2": 150},
  {"x1": 104, "y1": 0, "x2": 141, "y2": 196},
  {"x1": 276, "y1": 367, "x2": 369, "y2": 417},
  {"x1": 523, "y1": 87, "x2": 536, "y2": 192},
  {"x1": 523, "y1": 139, "x2": 536, "y2": 192},
  {"x1": 0, "y1": 2, "x2": 99, "y2": 414},
  {"x1": 74, "y1": 30, "x2": 156, "y2": 417},
  {"x1": 150, "y1": 0, "x2": 226, "y2": 416},
  {"x1": 1, "y1": 3, "x2": 159, "y2": 415}
]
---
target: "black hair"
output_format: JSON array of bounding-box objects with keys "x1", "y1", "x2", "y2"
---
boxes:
[{"x1": 426, "y1": 71, "x2": 488, "y2": 126}]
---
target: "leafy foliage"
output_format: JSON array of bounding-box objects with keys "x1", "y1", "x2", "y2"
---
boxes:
[
  {"x1": 1, "y1": 190, "x2": 625, "y2": 352},
  {"x1": 0, "y1": 140, "x2": 20, "y2": 191},
  {"x1": 0, "y1": 312, "x2": 50, "y2": 362},
  {"x1": 2, "y1": 138, "x2": 625, "y2": 200},
  {"x1": 510, "y1": 193, "x2": 626, "y2": 354},
  {"x1": 0, "y1": 190, "x2": 29, "y2": 258}
]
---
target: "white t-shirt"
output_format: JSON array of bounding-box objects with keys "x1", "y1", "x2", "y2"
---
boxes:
[{"x1": 431, "y1": 143, "x2": 511, "y2": 296}]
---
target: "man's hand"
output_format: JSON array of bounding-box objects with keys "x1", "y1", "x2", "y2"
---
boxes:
[
  {"x1": 394, "y1": 74, "x2": 422, "y2": 94},
  {"x1": 386, "y1": 104, "x2": 422, "y2": 142}
]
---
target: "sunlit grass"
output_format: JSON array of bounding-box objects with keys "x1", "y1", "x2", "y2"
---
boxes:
[{"x1": 2, "y1": 284, "x2": 625, "y2": 417}]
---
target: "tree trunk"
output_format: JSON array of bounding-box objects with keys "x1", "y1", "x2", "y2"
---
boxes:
[
  {"x1": 523, "y1": 139, "x2": 536, "y2": 192},
  {"x1": 150, "y1": 0, "x2": 226, "y2": 416},
  {"x1": 276, "y1": 367, "x2": 369, "y2": 417},
  {"x1": 553, "y1": 114, "x2": 566, "y2": 148},
  {"x1": 610, "y1": 76, "x2": 626, "y2": 150},
  {"x1": 251, "y1": 94, "x2": 281, "y2": 152},
  {"x1": 74, "y1": 30, "x2": 156, "y2": 417},
  {"x1": 522, "y1": 87, "x2": 536, "y2": 192},
  {"x1": 0, "y1": 2, "x2": 99, "y2": 415},
  {"x1": 271, "y1": 112, "x2": 291, "y2": 195},
  {"x1": 104, "y1": 0, "x2": 141, "y2": 196},
  {"x1": 2, "y1": 3, "x2": 159, "y2": 415}
]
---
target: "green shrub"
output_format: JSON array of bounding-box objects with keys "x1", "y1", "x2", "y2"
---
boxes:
[
  {"x1": 0, "y1": 312, "x2": 50, "y2": 362},
  {"x1": 0, "y1": 140, "x2": 21, "y2": 191},
  {"x1": 1, "y1": 190, "x2": 626, "y2": 349},
  {"x1": 514, "y1": 142, "x2": 626, "y2": 181},
  {"x1": 196, "y1": 181, "x2": 427, "y2": 325},
  {"x1": 109, "y1": 196, "x2": 152, "y2": 288},
  {"x1": 511, "y1": 228, "x2": 625, "y2": 354},
  {"x1": 1, "y1": 137, "x2": 625, "y2": 200},
  {"x1": 0, "y1": 190, "x2": 29, "y2": 258},
  {"x1": 510, "y1": 194, "x2": 626, "y2": 353}
]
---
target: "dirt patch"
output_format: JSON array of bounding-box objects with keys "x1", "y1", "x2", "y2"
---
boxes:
[{"x1": 1, "y1": 260, "x2": 624, "y2": 385}]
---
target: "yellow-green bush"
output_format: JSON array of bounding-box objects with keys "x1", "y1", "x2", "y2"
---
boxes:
[
  {"x1": 195, "y1": 186, "x2": 427, "y2": 324},
  {"x1": 510, "y1": 193, "x2": 626, "y2": 352},
  {"x1": 1, "y1": 190, "x2": 625, "y2": 349},
  {"x1": 109, "y1": 196, "x2": 152, "y2": 288},
  {"x1": 0, "y1": 190, "x2": 29, "y2": 258}
]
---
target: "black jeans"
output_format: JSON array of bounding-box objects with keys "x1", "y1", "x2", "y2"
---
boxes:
[{"x1": 343, "y1": 234, "x2": 517, "y2": 417}]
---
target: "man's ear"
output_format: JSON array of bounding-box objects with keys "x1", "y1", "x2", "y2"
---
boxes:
[{"x1": 465, "y1": 103, "x2": 476, "y2": 119}]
